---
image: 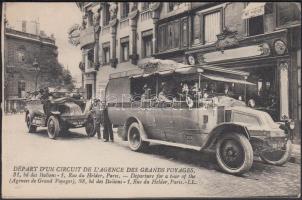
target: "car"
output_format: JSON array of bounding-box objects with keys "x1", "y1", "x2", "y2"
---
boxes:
[
  {"x1": 25, "y1": 87, "x2": 96, "y2": 139},
  {"x1": 105, "y1": 59, "x2": 294, "y2": 175}
]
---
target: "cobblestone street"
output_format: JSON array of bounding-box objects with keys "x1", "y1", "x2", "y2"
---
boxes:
[{"x1": 2, "y1": 114, "x2": 301, "y2": 198}]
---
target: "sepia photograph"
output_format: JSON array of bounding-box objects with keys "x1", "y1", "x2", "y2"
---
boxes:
[{"x1": 1, "y1": 1, "x2": 301, "y2": 198}]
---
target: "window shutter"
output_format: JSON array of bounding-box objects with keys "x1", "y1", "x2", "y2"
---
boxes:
[{"x1": 204, "y1": 11, "x2": 221, "y2": 43}]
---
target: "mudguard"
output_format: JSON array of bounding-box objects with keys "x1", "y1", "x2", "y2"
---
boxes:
[
  {"x1": 202, "y1": 122, "x2": 250, "y2": 150},
  {"x1": 122, "y1": 116, "x2": 148, "y2": 141}
]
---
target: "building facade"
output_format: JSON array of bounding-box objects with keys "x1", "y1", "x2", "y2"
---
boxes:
[
  {"x1": 3, "y1": 20, "x2": 61, "y2": 113},
  {"x1": 76, "y1": 2, "x2": 158, "y2": 99},
  {"x1": 76, "y1": 2, "x2": 301, "y2": 141}
]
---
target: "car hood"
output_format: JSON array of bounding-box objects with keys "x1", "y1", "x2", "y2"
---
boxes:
[{"x1": 227, "y1": 106, "x2": 281, "y2": 131}]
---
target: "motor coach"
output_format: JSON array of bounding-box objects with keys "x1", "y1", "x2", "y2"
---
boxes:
[{"x1": 105, "y1": 59, "x2": 293, "y2": 175}]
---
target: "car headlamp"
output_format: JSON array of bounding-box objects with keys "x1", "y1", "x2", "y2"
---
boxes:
[{"x1": 248, "y1": 99, "x2": 255, "y2": 108}]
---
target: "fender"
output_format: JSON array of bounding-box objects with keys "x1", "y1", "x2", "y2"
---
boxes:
[
  {"x1": 122, "y1": 116, "x2": 148, "y2": 141},
  {"x1": 50, "y1": 111, "x2": 61, "y2": 115},
  {"x1": 202, "y1": 122, "x2": 250, "y2": 150}
]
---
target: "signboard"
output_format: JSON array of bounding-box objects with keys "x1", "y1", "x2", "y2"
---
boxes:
[
  {"x1": 199, "y1": 43, "x2": 270, "y2": 63},
  {"x1": 80, "y1": 26, "x2": 95, "y2": 48},
  {"x1": 68, "y1": 24, "x2": 81, "y2": 46}
]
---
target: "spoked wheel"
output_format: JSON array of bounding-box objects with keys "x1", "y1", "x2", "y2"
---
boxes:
[
  {"x1": 128, "y1": 122, "x2": 148, "y2": 151},
  {"x1": 26, "y1": 114, "x2": 37, "y2": 133},
  {"x1": 47, "y1": 116, "x2": 60, "y2": 139},
  {"x1": 260, "y1": 140, "x2": 292, "y2": 166},
  {"x1": 216, "y1": 133, "x2": 253, "y2": 175},
  {"x1": 85, "y1": 117, "x2": 96, "y2": 137}
]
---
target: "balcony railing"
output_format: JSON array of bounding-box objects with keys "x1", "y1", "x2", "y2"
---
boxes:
[
  {"x1": 120, "y1": 18, "x2": 129, "y2": 29},
  {"x1": 140, "y1": 9, "x2": 152, "y2": 21}
]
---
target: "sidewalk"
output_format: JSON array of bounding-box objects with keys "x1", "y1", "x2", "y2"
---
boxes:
[{"x1": 289, "y1": 144, "x2": 301, "y2": 164}]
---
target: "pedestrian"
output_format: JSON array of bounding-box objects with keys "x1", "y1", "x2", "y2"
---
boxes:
[
  {"x1": 102, "y1": 101, "x2": 113, "y2": 142},
  {"x1": 92, "y1": 99, "x2": 103, "y2": 139}
]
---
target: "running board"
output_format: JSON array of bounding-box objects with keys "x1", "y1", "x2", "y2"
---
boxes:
[{"x1": 143, "y1": 139, "x2": 202, "y2": 151}]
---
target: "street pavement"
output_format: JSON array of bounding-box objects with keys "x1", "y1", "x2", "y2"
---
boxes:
[{"x1": 2, "y1": 114, "x2": 301, "y2": 198}]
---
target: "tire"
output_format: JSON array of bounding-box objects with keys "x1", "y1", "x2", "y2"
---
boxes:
[
  {"x1": 47, "y1": 116, "x2": 60, "y2": 139},
  {"x1": 26, "y1": 114, "x2": 37, "y2": 133},
  {"x1": 127, "y1": 122, "x2": 149, "y2": 151},
  {"x1": 260, "y1": 140, "x2": 292, "y2": 166},
  {"x1": 85, "y1": 117, "x2": 96, "y2": 137},
  {"x1": 216, "y1": 133, "x2": 253, "y2": 175}
]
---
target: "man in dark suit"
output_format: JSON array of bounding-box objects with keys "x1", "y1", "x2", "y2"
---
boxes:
[{"x1": 102, "y1": 101, "x2": 114, "y2": 142}]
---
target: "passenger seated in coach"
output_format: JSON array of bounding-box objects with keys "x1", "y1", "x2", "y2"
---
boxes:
[
  {"x1": 141, "y1": 84, "x2": 151, "y2": 101},
  {"x1": 158, "y1": 82, "x2": 172, "y2": 102}
]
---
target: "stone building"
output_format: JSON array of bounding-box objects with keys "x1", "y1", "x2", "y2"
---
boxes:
[
  {"x1": 3, "y1": 20, "x2": 61, "y2": 113},
  {"x1": 76, "y1": 2, "x2": 157, "y2": 99}
]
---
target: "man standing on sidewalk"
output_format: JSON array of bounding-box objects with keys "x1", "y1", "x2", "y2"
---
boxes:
[
  {"x1": 101, "y1": 101, "x2": 113, "y2": 142},
  {"x1": 92, "y1": 99, "x2": 102, "y2": 140}
]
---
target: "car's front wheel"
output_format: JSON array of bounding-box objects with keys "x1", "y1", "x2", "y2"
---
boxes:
[
  {"x1": 47, "y1": 116, "x2": 60, "y2": 139},
  {"x1": 26, "y1": 113, "x2": 37, "y2": 133},
  {"x1": 85, "y1": 117, "x2": 96, "y2": 137},
  {"x1": 260, "y1": 139, "x2": 292, "y2": 166},
  {"x1": 216, "y1": 133, "x2": 253, "y2": 175},
  {"x1": 128, "y1": 122, "x2": 149, "y2": 151}
]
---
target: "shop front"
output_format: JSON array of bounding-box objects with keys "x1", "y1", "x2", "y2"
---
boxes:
[{"x1": 185, "y1": 28, "x2": 300, "y2": 141}]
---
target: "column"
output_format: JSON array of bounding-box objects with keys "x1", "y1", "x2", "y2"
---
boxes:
[
  {"x1": 129, "y1": 9, "x2": 139, "y2": 65},
  {"x1": 278, "y1": 60, "x2": 290, "y2": 120},
  {"x1": 110, "y1": 23, "x2": 118, "y2": 68}
]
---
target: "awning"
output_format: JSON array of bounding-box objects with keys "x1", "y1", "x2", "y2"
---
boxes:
[
  {"x1": 175, "y1": 67, "x2": 204, "y2": 74},
  {"x1": 200, "y1": 74, "x2": 256, "y2": 85},
  {"x1": 242, "y1": 2, "x2": 266, "y2": 19}
]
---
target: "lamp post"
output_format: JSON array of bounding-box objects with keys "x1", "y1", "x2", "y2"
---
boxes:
[{"x1": 33, "y1": 58, "x2": 40, "y2": 91}]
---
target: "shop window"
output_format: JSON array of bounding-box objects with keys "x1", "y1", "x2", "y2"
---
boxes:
[
  {"x1": 193, "y1": 14, "x2": 201, "y2": 44},
  {"x1": 120, "y1": 37, "x2": 129, "y2": 62},
  {"x1": 141, "y1": 2, "x2": 150, "y2": 11},
  {"x1": 102, "y1": 43, "x2": 110, "y2": 64},
  {"x1": 85, "y1": 48, "x2": 94, "y2": 69},
  {"x1": 203, "y1": 10, "x2": 221, "y2": 44},
  {"x1": 18, "y1": 81, "x2": 26, "y2": 98},
  {"x1": 86, "y1": 84, "x2": 92, "y2": 100},
  {"x1": 120, "y1": 3, "x2": 129, "y2": 19},
  {"x1": 142, "y1": 32, "x2": 153, "y2": 58},
  {"x1": 181, "y1": 18, "x2": 188, "y2": 47},
  {"x1": 103, "y1": 3, "x2": 110, "y2": 26},
  {"x1": 16, "y1": 50, "x2": 25, "y2": 63},
  {"x1": 157, "y1": 20, "x2": 181, "y2": 52},
  {"x1": 277, "y1": 2, "x2": 301, "y2": 27},
  {"x1": 248, "y1": 16, "x2": 264, "y2": 36}
]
